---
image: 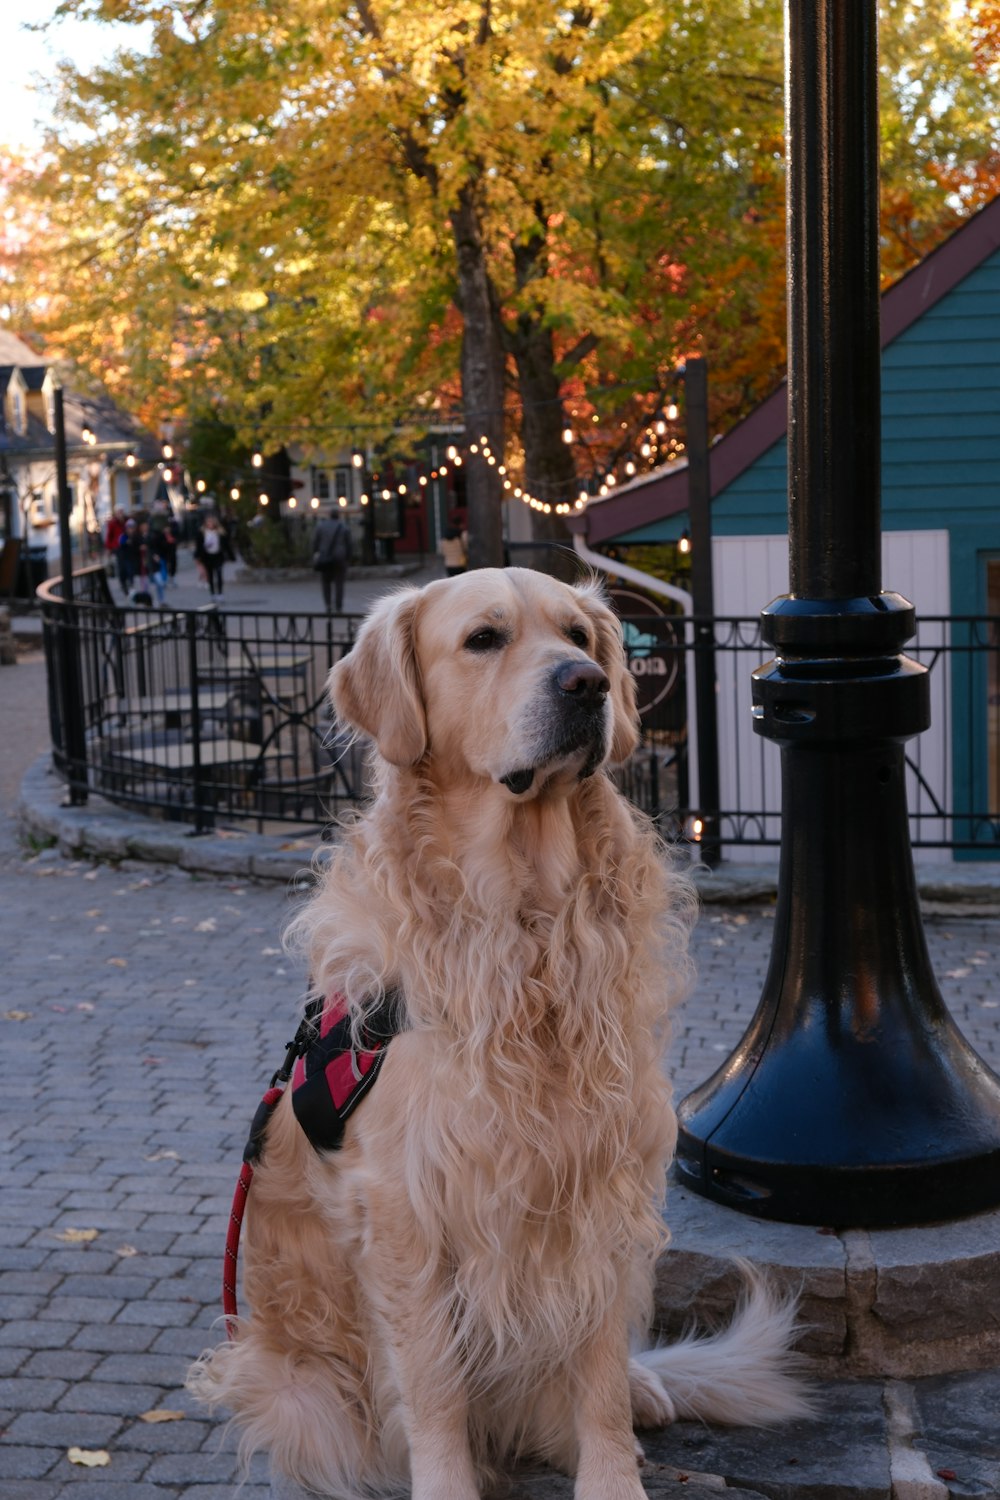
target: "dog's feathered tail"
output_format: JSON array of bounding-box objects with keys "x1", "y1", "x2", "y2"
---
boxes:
[{"x1": 632, "y1": 1266, "x2": 813, "y2": 1428}]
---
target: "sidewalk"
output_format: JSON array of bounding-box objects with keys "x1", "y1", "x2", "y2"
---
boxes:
[{"x1": 3, "y1": 560, "x2": 1000, "y2": 1496}]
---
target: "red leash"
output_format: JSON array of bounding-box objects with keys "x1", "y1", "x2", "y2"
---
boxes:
[{"x1": 223, "y1": 1082, "x2": 287, "y2": 1337}]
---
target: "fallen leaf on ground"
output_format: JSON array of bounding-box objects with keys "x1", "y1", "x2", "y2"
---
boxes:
[
  {"x1": 3, "y1": 1010, "x2": 32, "y2": 1022},
  {"x1": 195, "y1": 918, "x2": 217, "y2": 932},
  {"x1": 67, "y1": 1447, "x2": 110, "y2": 1467},
  {"x1": 94, "y1": 924, "x2": 110, "y2": 933},
  {"x1": 116, "y1": 1244, "x2": 139, "y2": 1258},
  {"x1": 139, "y1": 1409, "x2": 185, "y2": 1424},
  {"x1": 944, "y1": 968, "x2": 971, "y2": 979},
  {"x1": 145, "y1": 1149, "x2": 180, "y2": 1161},
  {"x1": 55, "y1": 1228, "x2": 99, "y2": 1243},
  {"x1": 731, "y1": 914, "x2": 749, "y2": 926},
  {"x1": 107, "y1": 957, "x2": 128, "y2": 969},
  {"x1": 260, "y1": 947, "x2": 281, "y2": 956},
  {"x1": 85, "y1": 908, "x2": 102, "y2": 918}
]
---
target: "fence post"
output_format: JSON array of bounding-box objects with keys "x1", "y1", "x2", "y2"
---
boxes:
[
  {"x1": 187, "y1": 612, "x2": 210, "y2": 834},
  {"x1": 686, "y1": 357, "x2": 720, "y2": 866}
]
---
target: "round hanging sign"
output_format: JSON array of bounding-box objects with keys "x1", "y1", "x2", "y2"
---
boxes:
[{"x1": 607, "y1": 586, "x2": 683, "y2": 724}]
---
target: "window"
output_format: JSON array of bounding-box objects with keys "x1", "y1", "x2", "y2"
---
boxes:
[
  {"x1": 334, "y1": 466, "x2": 351, "y2": 505},
  {"x1": 314, "y1": 468, "x2": 330, "y2": 501}
]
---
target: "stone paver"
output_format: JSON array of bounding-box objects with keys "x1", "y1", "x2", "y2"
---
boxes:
[{"x1": 4, "y1": 557, "x2": 1000, "y2": 1496}]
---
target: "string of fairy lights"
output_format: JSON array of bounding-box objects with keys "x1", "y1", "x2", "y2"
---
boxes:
[{"x1": 105, "y1": 373, "x2": 691, "y2": 516}]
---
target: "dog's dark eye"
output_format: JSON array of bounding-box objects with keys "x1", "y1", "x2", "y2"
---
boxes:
[
  {"x1": 566, "y1": 626, "x2": 590, "y2": 649},
  {"x1": 464, "y1": 627, "x2": 507, "y2": 653}
]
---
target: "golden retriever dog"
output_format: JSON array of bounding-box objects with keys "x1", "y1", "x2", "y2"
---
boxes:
[{"x1": 190, "y1": 567, "x2": 808, "y2": 1499}]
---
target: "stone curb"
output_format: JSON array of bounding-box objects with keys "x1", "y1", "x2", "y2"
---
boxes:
[
  {"x1": 20, "y1": 751, "x2": 1000, "y2": 906},
  {"x1": 17, "y1": 754, "x2": 326, "y2": 887},
  {"x1": 655, "y1": 1185, "x2": 1000, "y2": 1381}
]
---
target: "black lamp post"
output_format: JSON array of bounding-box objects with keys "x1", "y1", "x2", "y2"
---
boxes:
[
  {"x1": 53, "y1": 385, "x2": 88, "y2": 807},
  {"x1": 675, "y1": 0, "x2": 1000, "y2": 1228}
]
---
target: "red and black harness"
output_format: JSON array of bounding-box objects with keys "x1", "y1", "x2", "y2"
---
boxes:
[{"x1": 223, "y1": 991, "x2": 399, "y2": 1331}]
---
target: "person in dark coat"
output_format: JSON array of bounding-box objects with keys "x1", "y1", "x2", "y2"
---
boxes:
[
  {"x1": 116, "y1": 518, "x2": 139, "y2": 597},
  {"x1": 312, "y1": 507, "x2": 353, "y2": 613},
  {"x1": 194, "y1": 514, "x2": 233, "y2": 597}
]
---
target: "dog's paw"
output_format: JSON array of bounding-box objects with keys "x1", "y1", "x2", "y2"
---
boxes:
[{"x1": 629, "y1": 1359, "x2": 676, "y2": 1429}]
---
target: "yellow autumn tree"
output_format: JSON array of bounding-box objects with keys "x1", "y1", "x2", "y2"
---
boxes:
[{"x1": 8, "y1": 0, "x2": 998, "y2": 563}]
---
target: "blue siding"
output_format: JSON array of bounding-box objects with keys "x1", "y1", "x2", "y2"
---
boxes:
[
  {"x1": 617, "y1": 244, "x2": 1000, "y2": 550},
  {"x1": 611, "y1": 241, "x2": 1000, "y2": 856}
]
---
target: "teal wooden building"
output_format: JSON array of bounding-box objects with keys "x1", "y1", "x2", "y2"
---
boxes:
[{"x1": 569, "y1": 195, "x2": 1000, "y2": 859}]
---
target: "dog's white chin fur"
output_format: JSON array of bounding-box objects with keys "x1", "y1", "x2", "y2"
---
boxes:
[{"x1": 188, "y1": 572, "x2": 809, "y2": 1500}]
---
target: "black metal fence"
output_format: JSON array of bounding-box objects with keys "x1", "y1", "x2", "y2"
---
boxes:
[{"x1": 37, "y1": 569, "x2": 1000, "y2": 856}]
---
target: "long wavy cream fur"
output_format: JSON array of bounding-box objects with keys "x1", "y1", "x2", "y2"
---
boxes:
[{"x1": 188, "y1": 571, "x2": 806, "y2": 1500}]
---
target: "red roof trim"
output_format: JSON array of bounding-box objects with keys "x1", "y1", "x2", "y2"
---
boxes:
[{"x1": 570, "y1": 193, "x2": 1000, "y2": 545}]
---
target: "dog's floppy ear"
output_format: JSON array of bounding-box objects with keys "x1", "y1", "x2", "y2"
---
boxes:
[
  {"x1": 330, "y1": 588, "x2": 427, "y2": 767},
  {"x1": 576, "y1": 580, "x2": 640, "y2": 765}
]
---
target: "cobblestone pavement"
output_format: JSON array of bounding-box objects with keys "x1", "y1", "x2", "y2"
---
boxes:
[{"x1": 3, "y1": 826, "x2": 1000, "y2": 1497}]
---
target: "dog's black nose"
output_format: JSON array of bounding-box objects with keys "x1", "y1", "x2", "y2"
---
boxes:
[{"x1": 554, "y1": 659, "x2": 610, "y2": 704}]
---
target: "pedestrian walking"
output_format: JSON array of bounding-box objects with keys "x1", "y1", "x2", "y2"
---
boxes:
[
  {"x1": 312, "y1": 505, "x2": 353, "y2": 613},
  {"x1": 116, "y1": 517, "x2": 139, "y2": 597},
  {"x1": 438, "y1": 526, "x2": 467, "y2": 577},
  {"x1": 104, "y1": 506, "x2": 127, "y2": 559},
  {"x1": 195, "y1": 513, "x2": 233, "y2": 597},
  {"x1": 138, "y1": 520, "x2": 169, "y2": 604}
]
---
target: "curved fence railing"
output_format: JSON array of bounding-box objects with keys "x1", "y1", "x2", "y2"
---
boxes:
[{"x1": 37, "y1": 566, "x2": 1000, "y2": 856}]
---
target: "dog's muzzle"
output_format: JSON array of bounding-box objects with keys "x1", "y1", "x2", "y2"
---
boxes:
[{"x1": 501, "y1": 659, "x2": 611, "y2": 794}]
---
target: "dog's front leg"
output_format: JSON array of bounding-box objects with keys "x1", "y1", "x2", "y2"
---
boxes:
[
  {"x1": 369, "y1": 1263, "x2": 479, "y2": 1500},
  {"x1": 386, "y1": 1314, "x2": 479, "y2": 1500},
  {"x1": 572, "y1": 1308, "x2": 647, "y2": 1500}
]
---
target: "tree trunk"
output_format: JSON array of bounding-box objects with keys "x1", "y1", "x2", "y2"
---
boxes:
[
  {"x1": 450, "y1": 186, "x2": 506, "y2": 570},
  {"x1": 510, "y1": 317, "x2": 575, "y2": 574},
  {"x1": 508, "y1": 228, "x2": 575, "y2": 578}
]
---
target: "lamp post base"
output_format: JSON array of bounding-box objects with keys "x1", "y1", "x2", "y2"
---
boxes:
[{"x1": 677, "y1": 595, "x2": 1000, "y2": 1229}]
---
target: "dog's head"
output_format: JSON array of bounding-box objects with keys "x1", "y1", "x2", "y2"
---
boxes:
[{"x1": 330, "y1": 568, "x2": 639, "y2": 798}]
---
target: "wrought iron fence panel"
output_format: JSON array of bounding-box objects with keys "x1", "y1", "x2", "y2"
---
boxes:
[{"x1": 36, "y1": 574, "x2": 1000, "y2": 855}]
